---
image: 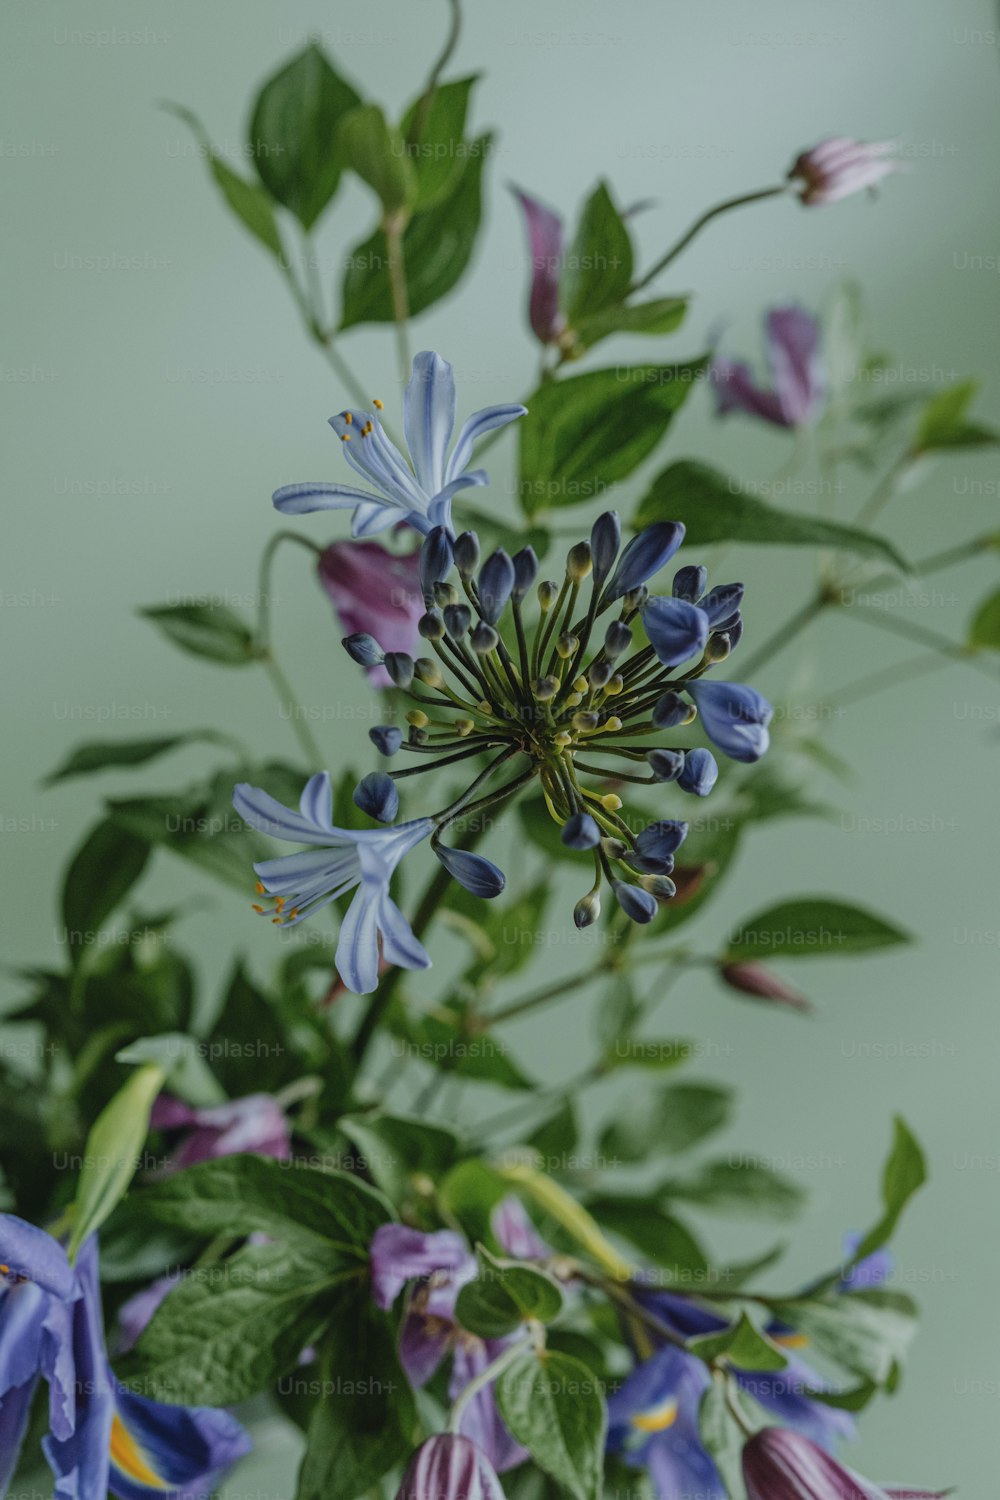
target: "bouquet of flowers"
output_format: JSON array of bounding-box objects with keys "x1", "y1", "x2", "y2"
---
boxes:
[{"x1": 5, "y1": 8, "x2": 994, "y2": 1497}]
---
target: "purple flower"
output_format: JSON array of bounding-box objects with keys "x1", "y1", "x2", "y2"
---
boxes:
[
  {"x1": 743, "y1": 1426, "x2": 946, "y2": 1500},
  {"x1": 396, "y1": 1433, "x2": 506, "y2": 1500},
  {"x1": 512, "y1": 187, "x2": 565, "y2": 345},
  {"x1": 720, "y1": 960, "x2": 810, "y2": 1012},
  {"x1": 318, "y1": 539, "x2": 423, "y2": 689},
  {"x1": 712, "y1": 306, "x2": 824, "y2": 429},
  {"x1": 789, "y1": 137, "x2": 902, "y2": 206},
  {"x1": 0, "y1": 1217, "x2": 250, "y2": 1499},
  {"x1": 150, "y1": 1092, "x2": 292, "y2": 1172}
]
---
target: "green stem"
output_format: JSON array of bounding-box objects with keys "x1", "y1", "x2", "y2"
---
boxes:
[
  {"x1": 825, "y1": 650, "x2": 946, "y2": 709},
  {"x1": 841, "y1": 604, "x2": 999, "y2": 682},
  {"x1": 255, "y1": 531, "x2": 326, "y2": 766},
  {"x1": 735, "y1": 591, "x2": 830, "y2": 679},
  {"x1": 407, "y1": 0, "x2": 463, "y2": 145},
  {"x1": 448, "y1": 1340, "x2": 525, "y2": 1433},
  {"x1": 385, "y1": 216, "x2": 412, "y2": 387},
  {"x1": 630, "y1": 185, "x2": 787, "y2": 293}
]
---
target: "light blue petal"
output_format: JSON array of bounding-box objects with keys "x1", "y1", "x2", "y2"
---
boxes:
[
  {"x1": 428, "y1": 469, "x2": 489, "y2": 532},
  {"x1": 272, "y1": 481, "x2": 382, "y2": 515},
  {"x1": 253, "y1": 847, "x2": 359, "y2": 894},
  {"x1": 0, "y1": 1372, "x2": 37, "y2": 1493},
  {"x1": 351, "y1": 500, "x2": 402, "y2": 537},
  {"x1": 377, "y1": 891, "x2": 432, "y2": 971},
  {"x1": 0, "y1": 1216, "x2": 76, "y2": 1300},
  {"x1": 332, "y1": 410, "x2": 426, "y2": 512},
  {"x1": 447, "y1": 404, "x2": 527, "y2": 483},
  {"x1": 335, "y1": 887, "x2": 382, "y2": 994},
  {"x1": 298, "y1": 771, "x2": 333, "y2": 829},
  {"x1": 108, "y1": 1380, "x2": 251, "y2": 1500},
  {"x1": 233, "y1": 783, "x2": 349, "y2": 846},
  {"x1": 404, "y1": 352, "x2": 457, "y2": 495}
]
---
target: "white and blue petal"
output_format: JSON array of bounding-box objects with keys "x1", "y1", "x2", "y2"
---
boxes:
[
  {"x1": 446, "y1": 405, "x2": 528, "y2": 483},
  {"x1": 298, "y1": 771, "x2": 334, "y2": 830},
  {"x1": 233, "y1": 782, "x2": 350, "y2": 846},
  {"x1": 404, "y1": 351, "x2": 457, "y2": 496},
  {"x1": 272, "y1": 480, "x2": 384, "y2": 516},
  {"x1": 376, "y1": 891, "x2": 432, "y2": 972},
  {"x1": 336, "y1": 884, "x2": 383, "y2": 995}
]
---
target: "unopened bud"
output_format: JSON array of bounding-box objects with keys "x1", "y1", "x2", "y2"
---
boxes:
[
  {"x1": 574, "y1": 891, "x2": 602, "y2": 928},
  {"x1": 453, "y1": 530, "x2": 480, "y2": 576},
  {"x1": 418, "y1": 610, "x2": 445, "y2": 641},
  {"x1": 640, "y1": 873, "x2": 678, "y2": 900},
  {"x1": 600, "y1": 792, "x2": 622, "y2": 811},
  {"x1": 470, "y1": 622, "x2": 499, "y2": 654},
  {"x1": 604, "y1": 620, "x2": 633, "y2": 659},
  {"x1": 572, "y1": 711, "x2": 600, "y2": 732},
  {"x1": 601, "y1": 837, "x2": 627, "y2": 859},
  {"x1": 567, "y1": 541, "x2": 593, "y2": 581},
  {"x1": 443, "y1": 603, "x2": 471, "y2": 641},
  {"x1": 433, "y1": 581, "x2": 459, "y2": 608},
  {"x1": 454, "y1": 718, "x2": 475, "y2": 737},
  {"x1": 705, "y1": 634, "x2": 731, "y2": 663},
  {"x1": 538, "y1": 580, "x2": 560, "y2": 610},
  {"x1": 556, "y1": 632, "x2": 579, "y2": 660},
  {"x1": 384, "y1": 652, "x2": 415, "y2": 690},
  {"x1": 415, "y1": 657, "x2": 444, "y2": 688},
  {"x1": 406, "y1": 709, "x2": 429, "y2": 729},
  {"x1": 533, "y1": 676, "x2": 560, "y2": 701},
  {"x1": 604, "y1": 673, "x2": 624, "y2": 696},
  {"x1": 587, "y1": 658, "x2": 614, "y2": 689}
]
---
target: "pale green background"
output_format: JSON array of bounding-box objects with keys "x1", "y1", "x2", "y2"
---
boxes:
[{"x1": 3, "y1": 0, "x2": 999, "y2": 1493}]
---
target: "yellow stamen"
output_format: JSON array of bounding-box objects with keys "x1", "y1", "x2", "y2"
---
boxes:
[
  {"x1": 288, "y1": 908, "x2": 299, "y2": 920},
  {"x1": 256, "y1": 881, "x2": 265, "y2": 895},
  {"x1": 344, "y1": 411, "x2": 353, "y2": 424},
  {"x1": 600, "y1": 793, "x2": 622, "y2": 812},
  {"x1": 372, "y1": 398, "x2": 384, "y2": 410},
  {"x1": 632, "y1": 1397, "x2": 678, "y2": 1434},
  {"x1": 110, "y1": 1414, "x2": 164, "y2": 1485},
  {"x1": 772, "y1": 1332, "x2": 810, "y2": 1350},
  {"x1": 341, "y1": 433, "x2": 351, "y2": 442},
  {"x1": 252, "y1": 904, "x2": 265, "y2": 914}
]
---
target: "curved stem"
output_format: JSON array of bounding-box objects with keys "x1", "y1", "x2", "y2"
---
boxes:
[
  {"x1": 630, "y1": 185, "x2": 787, "y2": 294},
  {"x1": 448, "y1": 1340, "x2": 524, "y2": 1434},
  {"x1": 255, "y1": 530, "x2": 326, "y2": 766},
  {"x1": 407, "y1": 0, "x2": 463, "y2": 145},
  {"x1": 735, "y1": 591, "x2": 830, "y2": 679},
  {"x1": 385, "y1": 218, "x2": 412, "y2": 388}
]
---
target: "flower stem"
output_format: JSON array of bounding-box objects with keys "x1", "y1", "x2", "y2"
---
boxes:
[
  {"x1": 735, "y1": 590, "x2": 830, "y2": 679},
  {"x1": 254, "y1": 531, "x2": 326, "y2": 766},
  {"x1": 447, "y1": 1340, "x2": 525, "y2": 1434},
  {"x1": 385, "y1": 216, "x2": 412, "y2": 389},
  {"x1": 630, "y1": 185, "x2": 788, "y2": 293},
  {"x1": 498, "y1": 1163, "x2": 635, "y2": 1281}
]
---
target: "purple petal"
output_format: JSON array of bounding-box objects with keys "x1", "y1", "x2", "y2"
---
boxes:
[
  {"x1": 397, "y1": 1433, "x2": 507, "y2": 1500},
  {"x1": 370, "y1": 1225, "x2": 472, "y2": 1311},
  {"x1": 512, "y1": 187, "x2": 565, "y2": 344},
  {"x1": 0, "y1": 1216, "x2": 76, "y2": 1301},
  {"x1": 318, "y1": 541, "x2": 423, "y2": 689},
  {"x1": 491, "y1": 1197, "x2": 551, "y2": 1260},
  {"x1": 712, "y1": 358, "x2": 790, "y2": 427},
  {"x1": 766, "y1": 305, "x2": 824, "y2": 425}
]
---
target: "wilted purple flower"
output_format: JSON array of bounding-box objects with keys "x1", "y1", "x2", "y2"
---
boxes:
[
  {"x1": 720, "y1": 960, "x2": 810, "y2": 1012},
  {"x1": 397, "y1": 1433, "x2": 506, "y2": 1500},
  {"x1": 512, "y1": 187, "x2": 566, "y2": 345},
  {"x1": 150, "y1": 1091, "x2": 292, "y2": 1171},
  {"x1": 713, "y1": 306, "x2": 824, "y2": 429},
  {"x1": 743, "y1": 1426, "x2": 946, "y2": 1500},
  {"x1": 319, "y1": 539, "x2": 423, "y2": 689},
  {"x1": 789, "y1": 137, "x2": 901, "y2": 206}
]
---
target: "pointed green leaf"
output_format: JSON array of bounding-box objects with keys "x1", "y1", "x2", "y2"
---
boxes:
[
  {"x1": 849, "y1": 1117, "x2": 927, "y2": 1267},
  {"x1": 68, "y1": 1062, "x2": 166, "y2": 1257},
  {"x1": 561, "y1": 181, "x2": 633, "y2": 324},
  {"x1": 62, "y1": 818, "x2": 151, "y2": 964},
  {"x1": 725, "y1": 898, "x2": 910, "y2": 960},
  {"x1": 249, "y1": 45, "x2": 362, "y2": 228},
  {"x1": 165, "y1": 104, "x2": 284, "y2": 256},
  {"x1": 497, "y1": 1349, "x2": 606, "y2": 1500},
  {"x1": 140, "y1": 602, "x2": 257, "y2": 665}
]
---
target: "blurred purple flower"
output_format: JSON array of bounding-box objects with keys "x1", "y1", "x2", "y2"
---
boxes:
[
  {"x1": 396, "y1": 1433, "x2": 506, "y2": 1500},
  {"x1": 713, "y1": 306, "x2": 824, "y2": 429},
  {"x1": 319, "y1": 539, "x2": 423, "y2": 689},
  {"x1": 743, "y1": 1426, "x2": 947, "y2": 1499},
  {"x1": 720, "y1": 960, "x2": 810, "y2": 1012},
  {"x1": 150, "y1": 1092, "x2": 292, "y2": 1172},
  {"x1": 789, "y1": 137, "x2": 902, "y2": 206},
  {"x1": 512, "y1": 187, "x2": 566, "y2": 345}
]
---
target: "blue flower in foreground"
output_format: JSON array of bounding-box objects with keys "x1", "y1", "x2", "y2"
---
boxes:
[
  {"x1": 233, "y1": 772, "x2": 433, "y2": 994},
  {"x1": 608, "y1": 1344, "x2": 725, "y2": 1500},
  {"x1": 273, "y1": 351, "x2": 526, "y2": 537},
  {"x1": 688, "y1": 679, "x2": 773, "y2": 763},
  {"x1": 0, "y1": 1216, "x2": 249, "y2": 1499}
]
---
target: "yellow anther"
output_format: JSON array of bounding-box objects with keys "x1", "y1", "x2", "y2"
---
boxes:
[
  {"x1": 344, "y1": 411, "x2": 353, "y2": 424},
  {"x1": 341, "y1": 433, "x2": 351, "y2": 442},
  {"x1": 288, "y1": 908, "x2": 299, "y2": 920},
  {"x1": 252, "y1": 904, "x2": 265, "y2": 914},
  {"x1": 275, "y1": 897, "x2": 285, "y2": 911},
  {"x1": 372, "y1": 398, "x2": 384, "y2": 410},
  {"x1": 272, "y1": 916, "x2": 283, "y2": 924},
  {"x1": 600, "y1": 793, "x2": 622, "y2": 812}
]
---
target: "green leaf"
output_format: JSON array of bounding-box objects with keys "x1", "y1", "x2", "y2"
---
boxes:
[
  {"x1": 61, "y1": 818, "x2": 151, "y2": 964},
  {"x1": 968, "y1": 586, "x2": 1000, "y2": 651},
  {"x1": 915, "y1": 378, "x2": 999, "y2": 452},
  {"x1": 519, "y1": 361, "x2": 708, "y2": 518},
  {"x1": 399, "y1": 75, "x2": 479, "y2": 211},
  {"x1": 699, "y1": 1375, "x2": 761, "y2": 1496},
  {"x1": 664, "y1": 1158, "x2": 805, "y2": 1219},
  {"x1": 136, "y1": 1154, "x2": 391, "y2": 1255},
  {"x1": 115, "y1": 1033, "x2": 226, "y2": 1108},
  {"x1": 295, "y1": 1291, "x2": 415, "y2": 1500},
  {"x1": 768, "y1": 1288, "x2": 918, "y2": 1386},
  {"x1": 585, "y1": 1197, "x2": 709, "y2": 1278},
  {"x1": 725, "y1": 898, "x2": 910, "y2": 961},
  {"x1": 561, "y1": 181, "x2": 633, "y2": 325},
  {"x1": 337, "y1": 1113, "x2": 460, "y2": 1204},
  {"x1": 44, "y1": 734, "x2": 204, "y2": 786},
  {"x1": 438, "y1": 1159, "x2": 510, "y2": 1246},
  {"x1": 600, "y1": 1082, "x2": 733, "y2": 1163},
  {"x1": 849, "y1": 1117, "x2": 927, "y2": 1267},
  {"x1": 165, "y1": 104, "x2": 284, "y2": 257},
  {"x1": 140, "y1": 602, "x2": 257, "y2": 666},
  {"x1": 68, "y1": 1062, "x2": 166, "y2": 1258},
  {"x1": 455, "y1": 1245, "x2": 564, "y2": 1337},
  {"x1": 688, "y1": 1310, "x2": 788, "y2": 1371},
  {"x1": 571, "y1": 295, "x2": 688, "y2": 355},
  {"x1": 340, "y1": 132, "x2": 491, "y2": 327},
  {"x1": 634, "y1": 460, "x2": 909, "y2": 574},
  {"x1": 497, "y1": 1349, "x2": 606, "y2": 1500},
  {"x1": 249, "y1": 45, "x2": 362, "y2": 229},
  {"x1": 124, "y1": 1239, "x2": 345, "y2": 1404},
  {"x1": 337, "y1": 103, "x2": 415, "y2": 214}
]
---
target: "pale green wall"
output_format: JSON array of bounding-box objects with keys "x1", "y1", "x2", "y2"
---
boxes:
[{"x1": 3, "y1": 0, "x2": 999, "y2": 1491}]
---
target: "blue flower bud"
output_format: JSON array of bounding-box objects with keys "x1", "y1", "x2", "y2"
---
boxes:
[
  {"x1": 453, "y1": 530, "x2": 480, "y2": 576},
  {"x1": 604, "y1": 620, "x2": 633, "y2": 659},
  {"x1": 587, "y1": 658, "x2": 615, "y2": 689},
  {"x1": 384, "y1": 652, "x2": 415, "y2": 689},
  {"x1": 602, "y1": 521, "x2": 685, "y2": 602},
  {"x1": 434, "y1": 843, "x2": 506, "y2": 898},
  {"x1": 699, "y1": 582, "x2": 744, "y2": 627},
  {"x1": 642, "y1": 596, "x2": 710, "y2": 667},
  {"x1": 561, "y1": 812, "x2": 602, "y2": 850},
  {"x1": 590, "y1": 510, "x2": 621, "y2": 586},
  {"x1": 613, "y1": 880, "x2": 659, "y2": 923},
  {"x1": 343, "y1": 632, "x2": 385, "y2": 667},
  {"x1": 512, "y1": 546, "x2": 539, "y2": 600},
  {"x1": 353, "y1": 771, "x2": 399, "y2": 823},
  {"x1": 477, "y1": 549, "x2": 516, "y2": 625},
  {"x1": 443, "y1": 603, "x2": 472, "y2": 641},
  {"x1": 419, "y1": 526, "x2": 454, "y2": 604},
  {"x1": 629, "y1": 851, "x2": 676, "y2": 876},
  {"x1": 672, "y1": 564, "x2": 707, "y2": 603},
  {"x1": 651, "y1": 691, "x2": 691, "y2": 729},
  {"x1": 369, "y1": 725, "x2": 403, "y2": 757},
  {"x1": 687, "y1": 680, "x2": 772, "y2": 763},
  {"x1": 646, "y1": 748, "x2": 685, "y2": 781},
  {"x1": 678, "y1": 747, "x2": 719, "y2": 796},
  {"x1": 636, "y1": 819, "x2": 689, "y2": 860}
]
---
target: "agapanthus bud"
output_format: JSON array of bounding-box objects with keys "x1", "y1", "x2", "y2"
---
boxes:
[
  {"x1": 415, "y1": 657, "x2": 444, "y2": 688},
  {"x1": 623, "y1": 585, "x2": 649, "y2": 612},
  {"x1": 635, "y1": 820, "x2": 688, "y2": 864},
  {"x1": 384, "y1": 652, "x2": 415, "y2": 689},
  {"x1": 396, "y1": 1434, "x2": 506, "y2": 1500},
  {"x1": 443, "y1": 603, "x2": 472, "y2": 641},
  {"x1": 572, "y1": 711, "x2": 600, "y2": 732},
  {"x1": 533, "y1": 675, "x2": 560, "y2": 701},
  {"x1": 642, "y1": 596, "x2": 710, "y2": 668},
  {"x1": 603, "y1": 521, "x2": 685, "y2": 602},
  {"x1": 640, "y1": 873, "x2": 677, "y2": 900},
  {"x1": 652, "y1": 691, "x2": 693, "y2": 729},
  {"x1": 561, "y1": 812, "x2": 602, "y2": 850},
  {"x1": 673, "y1": 564, "x2": 707, "y2": 602},
  {"x1": 574, "y1": 891, "x2": 602, "y2": 928},
  {"x1": 537, "y1": 580, "x2": 560, "y2": 610},
  {"x1": 678, "y1": 747, "x2": 719, "y2": 796},
  {"x1": 613, "y1": 880, "x2": 658, "y2": 923},
  {"x1": 369, "y1": 725, "x2": 403, "y2": 757},
  {"x1": 725, "y1": 616, "x2": 745, "y2": 652},
  {"x1": 406, "y1": 709, "x2": 429, "y2": 729},
  {"x1": 418, "y1": 610, "x2": 446, "y2": 641},
  {"x1": 567, "y1": 540, "x2": 593, "y2": 581},
  {"x1": 699, "y1": 582, "x2": 744, "y2": 626},
  {"x1": 419, "y1": 525, "x2": 454, "y2": 604},
  {"x1": 605, "y1": 673, "x2": 624, "y2": 695},
  {"x1": 478, "y1": 549, "x2": 516, "y2": 624},
  {"x1": 343, "y1": 632, "x2": 385, "y2": 667},
  {"x1": 590, "y1": 510, "x2": 621, "y2": 586},
  {"x1": 687, "y1": 680, "x2": 773, "y2": 763},
  {"x1": 433, "y1": 580, "x2": 459, "y2": 608},
  {"x1": 453, "y1": 530, "x2": 480, "y2": 577},
  {"x1": 470, "y1": 621, "x2": 499, "y2": 654},
  {"x1": 705, "y1": 633, "x2": 731, "y2": 663},
  {"x1": 512, "y1": 546, "x2": 539, "y2": 599},
  {"x1": 604, "y1": 620, "x2": 633, "y2": 659},
  {"x1": 646, "y1": 748, "x2": 685, "y2": 782},
  {"x1": 353, "y1": 771, "x2": 399, "y2": 824},
  {"x1": 601, "y1": 836, "x2": 627, "y2": 859},
  {"x1": 434, "y1": 843, "x2": 506, "y2": 898},
  {"x1": 587, "y1": 658, "x2": 615, "y2": 689}
]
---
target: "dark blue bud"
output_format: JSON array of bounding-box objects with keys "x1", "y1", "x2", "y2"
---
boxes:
[
  {"x1": 604, "y1": 620, "x2": 633, "y2": 659},
  {"x1": 673, "y1": 564, "x2": 707, "y2": 603},
  {"x1": 477, "y1": 549, "x2": 516, "y2": 625},
  {"x1": 343, "y1": 632, "x2": 385, "y2": 667},
  {"x1": 511, "y1": 546, "x2": 539, "y2": 600},
  {"x1": 687, "y1": 680, "x2": 772, "y2": 763},
  {"x1": 353, "y1": 771, "x2": 399, "y2": 823},
  {"x1": 651, "y1": 691, "x2": 690, "y2": 729},
  {"x1": 646, "y1": 748, "x2": 685, "y2": 782},
  {"x1": 590, "y1": 510, "x2": 621, "y2": 587},
  {"x1": 628, "y1": 851, "x2": 676, "y2": 876},
  {"x1": 369, "y1": 725, "x2": 403, "y2": 757},
  {"x1": 724, "y1": 616, "x2": 745, "y2": 652},
  {"x1": 678, "y1": 747, "x2": 719, "y2": 797},
  {"x1": 587, "y1": 658, "x2": 615, "y2": 689},
  {"x1": 420, "y1": 526, "x2": 454, "y2": 604},
  {"x1": 434, "y1": 843, "x2": 506, "y2": 898},
  {"x1": 561, "y1": 812, "x2": 602, "y2": 850},
  {"x1": 642, "y1": 596, "x2": 710, "y2": 667},
  {"x1": 453, "y1": 530, "x2": 481, "y2": 576},
  {"x1": 699, "y1": 582, "x2": 744, "y2": 627},
  {"x1": 636, "y1": 819, "x2": 689, "y2": 859},
  {"x1": 602, "y1": 521, "x2": 685, "y2": 603},
  {"x1": 613, "y1": 880, "x2": 659, "y2": 924},
  {"x1": 443, "y1": 603, "x2": 472, "y2": 642},
  {"x1": 384, "y1": 652, "x2": 415, "y2": 689}
]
